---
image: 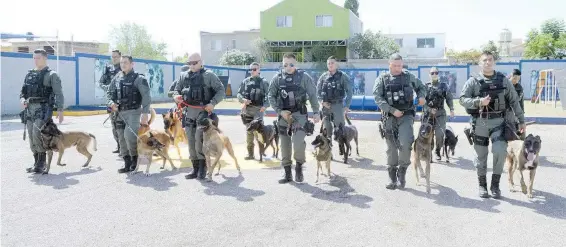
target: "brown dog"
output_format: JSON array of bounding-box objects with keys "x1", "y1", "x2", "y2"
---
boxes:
[
  {"x1": 199, "y1": 118, "x2": 240, "y2": 181},
  {"x1": 311, "y1": 129, "x2": 332, "y2": 183},
  {"x1": 506, "y1": 134, "x2": 542, "y2": 198},
  {"x1": 162, "y1": 110, "x2": 187, "y2": 158},
  {"x1": 135, "y1": 130, "x2": 177, "y2": 176},
  {"x1": 412, "y1": 122, "x2": 435, "y2": 194},
  {"x1": 40, "y1": 118, "x2": 97, "y2": 174}
]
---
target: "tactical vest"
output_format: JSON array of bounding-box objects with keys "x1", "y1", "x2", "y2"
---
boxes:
[
  {"x1": 23, "y1": 68, "x2": 52, "y2": 103},
  {"x1": 242, "y1": 76, "x2": 265, "y2": 106},
  {"x1": 383, "y1": 72, "x2": 414, "y2": 111},
  {"x1": 466, "y1": 72, "x2": 507, "y2": 115},
  {"x1": 277, "y1": 70, "x2": 307, "y2": 112},
  {"x1": 320, "y1": 71, "x2": 346, "y2": 103},
  {"x1": 113, "y1": 71, "x2": 143, "y2": 111},
  {"x1": 181, "y1": 69, "x2": 214, "y2": 106},
  {"x1": 107, "y1": 64, "x2": 121, "y2": 79},
  {"x1": 425, "y1": 81, "x2": 448, "y2": 109}
]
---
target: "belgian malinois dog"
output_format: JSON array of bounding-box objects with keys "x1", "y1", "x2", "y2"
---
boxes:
[
  {"x1": 199, "y1": 118, "x2": 240, "y2": 181},
  {"x1": 311, "y1": 124, "x2": 333, "y2": 183},
  {"x1": 412, "y1": 122, "x2": 435, "y2": 194},
  {"x1": 162, "y1": 110, "x2": 187, "y2": 158},
  {"x1": 135, "y1": 130, "x2": 178, "y2": 176},
  {"x1": 246, "y1": 119, "x2": 279, "y2": 162},
  {"x1": 40, "y1": 118, "x2": 98, "y2": 174},
  {"x1": 506, "y1": 134, "x2": 542, "y2": 198}
]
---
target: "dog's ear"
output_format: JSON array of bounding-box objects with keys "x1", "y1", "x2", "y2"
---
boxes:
[
  {"x1": 161, "y1": 113, "x2": 166, "y2": 118},
  {"x1": 535, "y1": 135, "x2": 541, "y2": 142}
]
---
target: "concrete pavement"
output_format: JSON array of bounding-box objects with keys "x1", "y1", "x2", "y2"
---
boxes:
[{"x1": 1, "y1": 115, "x2": 565, "y2": 247}]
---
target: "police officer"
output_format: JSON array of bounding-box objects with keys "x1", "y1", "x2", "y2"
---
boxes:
[
  {"x1": 98, "y1": 50, "x2": 122, "y2": 154},
  {"x1": 268, "y1": 53, "x2": 320, "y2": 184},
  {"x1": 173, "y1": 53, "x2": 225, "y2": 180},
  {"x1": 21, "y1": 49, "x2": 65, "y2": 174},
  {"x1": 423, "y1": 66, "x2": 455, "y2": 161},
  {"x1": 510, "y1": 69, "x2": 526, "y2": 140},
  {"x1": 168, "y1": 65, "x2": 190, "y2": 98},
  {"x1": 107, "y1": 55, "x2": 152, "y2": 173},
  {"x1": 317, "y1": 56, "x2": 353, "y2": 147},
  {"x1": 460, "y1": 51, "x2": 525, "y2": 199},
  {"x1": 373, "y1": 53, "x2": 426, "y2": 190},
  {"x1": 237, "y1": 62, "x2": 269, "y2": 160}
]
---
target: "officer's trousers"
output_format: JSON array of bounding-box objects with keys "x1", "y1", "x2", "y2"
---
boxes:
[
  {"x1": 278, "y1": 111, "x2": 307, "y2": 167},
  {"x1": 115, "y1": 109, "x2": 141, "y2": 157},
  {"x1": 424, "y1": 111, "x2": 447, "y2": 152},
  {"x1": 110, "y1": 111, "x2": 120, "y2": 148},
  {"x1": 321, "y1": 102, "x2": 345, "y2": 138},
  {"x1": 472, "y1": 117, "x2": 507, "y2": 176},
  {"x1": 183, "y1": 107, "x2": 204, "y2": 160},
  {"x1": 26, "y1": 103, "x2": 52, "y2": 153},
  {"x1": 243, "y1": 106, "x2": 264, "y2": 150},
  {"x1": 384, "y1": 114, "x2": 415, "y2": 168}
]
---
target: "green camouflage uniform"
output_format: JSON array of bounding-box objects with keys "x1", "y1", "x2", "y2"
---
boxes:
[
  {"x1": 316, "y1": 70, "x2": 353, "y2": 142},
  {"x1": 98, "y1": 63, "x2": 121, "y2": 153},
  {"x1": 237, "y1": 76, "x2": 270, "y2": 159}
]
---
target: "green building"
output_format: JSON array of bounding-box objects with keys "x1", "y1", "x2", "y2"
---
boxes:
[{"x1": 259, "y1": 0, "x2": 363, "y2": 62}]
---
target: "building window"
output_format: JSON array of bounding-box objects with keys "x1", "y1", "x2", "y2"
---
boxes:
[
  {"x1": 17, "y1": 46, "x2": 29, "y2": 53},
  {"x1": 210, "y1": 40, "x2": 222, "y2": 51},
  {"x1": 417, "y1": 38, "x2": 435, "y2": 48},
  {"x1": 315, "y1": 15, "x2": 333, "y2": 27},
  {"x1": 43, "y1": 46, "x2": 55, "y2": 55},
  {"x1": 394, "y1": 38, "x2": 403, "y2": 48},
  {"x1": 276, "y1": 16, "x2": 292, "y2": 27},
  {"x1": 231, "y1": 39, "x2": 236, "y2": 49}
]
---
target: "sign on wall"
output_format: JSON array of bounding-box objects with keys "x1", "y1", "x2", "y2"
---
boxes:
[
  {"x1": 145, "y1": 63, "x2": 165, "y2": 98},
  {"x1": 93, "y1": 58, "x2": 109, "y2": 100}
]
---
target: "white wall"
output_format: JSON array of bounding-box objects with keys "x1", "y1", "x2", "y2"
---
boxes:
[
  {"x1": 348, "y1": 11, "x2": 363, "y2": 38},
  {"x1": 469, "y1": 63, "x2": 519, "y2": 77},
  {"x1": 419, "y1": 66, "x2": 468, "y2": 97},
  {"x1": 1, "y1": 54, "x2": 76, "y2": 115},
  {"x1": 384, "y1": 33, "x2": 446, "y2": 58},
  {"x1": 520, "y1": 61, "x2": 566, "y2": 99}
]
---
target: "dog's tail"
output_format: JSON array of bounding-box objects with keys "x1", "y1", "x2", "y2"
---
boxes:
[
  {"x1": 89, "y1": 133, "x2": 98, "y2": 151},
  {"x1": 148, "y1": 107, "x2": 156, "y2": 126},
  {"x1": 345, "y1": 114, "x2": 352, "y2": 125}
]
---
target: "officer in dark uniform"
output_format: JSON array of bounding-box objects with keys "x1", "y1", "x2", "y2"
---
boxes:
[
  {"x1": 510, "y1": 69, "x2": 526, "y2": 140},
  {"x1": 107, "y1": 55, "x2": 152, "y2": 173},
  {"x1": 98, "y1": 50, "x2": 122, "y2": 154},
  {"x1": 20, "y1": 49, "x2": 65, "y2": 174},
  {"x1": 173, "y1": 53, "x2": 225, "y2": 180},
  {"x1": 237, "y1": 62, "x2": 270, "y2": 160},
  {"x1": 460, "y1": 51, "x2": 525, "y2": 199},
  {"x1": 423, "y1": 67, "x2": 454, "y2": 160},
  {"x1": 168, "y1": 65, "x2": 190, "y2": 98}
]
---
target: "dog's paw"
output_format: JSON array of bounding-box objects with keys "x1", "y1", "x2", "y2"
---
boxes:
[
  {"x1": 58, "y1": 163, "x2": 66, "y2": 166},
  {"x1": 527, "y1": 192, "x2": 534, "y2": 198},
  {"x1": 145, "y1": 172, "x2": 151, "y2": 177},
  {"x1": 521, "y1": 185, "x2": 528, "y2": 194},
  {"x1": 426, "y1": 187, "x2": 431, "y2": 194},
  {"x1": 160, "y1": 166, "x2": 165, "y2": 169}
]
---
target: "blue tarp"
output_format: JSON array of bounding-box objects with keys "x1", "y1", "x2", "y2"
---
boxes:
[{"x1": 0, "y1": 33, "x2": 41, "y2": 39}]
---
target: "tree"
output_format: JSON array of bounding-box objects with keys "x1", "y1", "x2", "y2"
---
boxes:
[
  {"x1": 524, "y1": 18, "x2": 566, "y2": 59},
  {"x1": 480, "y1": 40, "x2": 500, "y2": 60},
  {"x1": 446, "y1": 49, "x2": 482, "y2": 64},
  {"x1": 540, "y1": 18, "x2": 565, "y2": 40},
  {"x1": 218, "y1": 49, "x2": 256, "y2": 66},
  {"x1": 344, "y1": 0, "x2": 359, "y2": 17},
  {"x1": 174, "y1": 52, "x2": 189, "y2": 63},
  {"x1": 307, "y1": 43, "x2": 338, "y2": 70},
  {"x1": 251, "y1": 38, "x2": 270, "y2": 62},
  {"x1": 348, "y1": 30, "x2": 400, "y2": 59},
  {"x1": 108, "y1": 22, "x2": 168, "y2": 61}
]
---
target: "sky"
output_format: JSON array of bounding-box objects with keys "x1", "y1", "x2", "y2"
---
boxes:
[{"x1": 1, "y1": 0, "x2": 565, "y2": 60}]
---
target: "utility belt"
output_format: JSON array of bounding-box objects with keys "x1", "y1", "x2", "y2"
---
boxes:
[
  {"x1": 26, "y1": 97, "x2": 49, "y2": 104},
  {"x1": 118, "y1": 104, "x2": 140, "y2": 111},
  {"x1": 470, "y1": 111, "x2": 504, "y2": 119},
  {"x1": 387, "y1": 109, "x2": 415, "y2": 117},
  {"x1": 464, "y1": 112, "x2": 519, "y2": 146},
  {"x1": 281, "y1": 104, "x2": 307, "y2": 115},
  {"x1": 323, "y1": 99, "x2": 343, "y2": 104}
]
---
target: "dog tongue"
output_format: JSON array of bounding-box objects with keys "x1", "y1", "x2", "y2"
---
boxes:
[{"x1": 527, "y1": 153, "x2": 535, "y2": 161}]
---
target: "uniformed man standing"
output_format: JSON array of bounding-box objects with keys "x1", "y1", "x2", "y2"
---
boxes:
[
  {"x1": 317, "y1": 56, "x2": 353, "y2": 149},
  {"x1": 168, "y1": 65, "x2": 190, "y2": 98},
  {"x1": 268, "y1": 53, "x2": 320, "y2": 184},
  {"x1": 173, "y1": 53, "x2": 225, "y2": 180},
  {"x1": 510, "y1": 69, "x2": 526, "y2": 140},
  {"x1": 99, "y1": 50, "x2": 122, "y2": 154},
  {"x1": 423, "y1": 67, "x2": 455, "y2": 161},
  {"x1": 373, "y1": 53, "x2": 426, "y2": 190},
  {"x1": 21, "y1": 49, "x2": 65, "y2": 174},
  {"x1": 237, "y1": 62, "x2": 269, "y2": 160},
  {"x1": 460, "y1": 51, "x2": 525, "y2": 199},
  {"x1": 107, "y1": 55, "x2": 152, "y2": 173}
]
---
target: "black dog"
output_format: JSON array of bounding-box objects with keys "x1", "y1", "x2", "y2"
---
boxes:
[
  {"x1": 246, "y1": 119, "x2": 279, "y2": 162},
  {"x1": 333, "y1": 115, "x2": 359, "y2": 164},
  {"x1": 442, "y1": 125, "x2": 458, "y2": 163}
]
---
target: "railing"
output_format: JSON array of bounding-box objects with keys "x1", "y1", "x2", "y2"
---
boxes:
[{"x1": 267, "y1": 52, "x2": 304, "y2": 62}]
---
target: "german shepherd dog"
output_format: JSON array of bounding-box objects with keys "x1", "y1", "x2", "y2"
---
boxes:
[
  {"x1": 333, "y1": 115, "x2": 359, "y2": 164},
  {"x1": 39, "y1": 118, "x2": 98, "y2": 174},
  {"x1": 506, "y1": 134, "x2": 542, "y2": 198},
  {"x1": 135, "y1": 130, "x2": 177, "y2": 176},
  {"x1": 311, "y1": 124, "x2": 333, "y2": 183},
  {"x1": 442, "y1": 125, "x2": 458, "y2": 163},
  {"x1": 199, "y1": 118, "x2": 241, "y2": 181},
  {"x1": 412, "y1": 122, "x2": 435, "y2": 194},
  {"x1": 246, "y1": 119, "x2": 279, "y2": 162},
  {"x1": 162, "y1": 109, "x2": 188, "y2": 158}
]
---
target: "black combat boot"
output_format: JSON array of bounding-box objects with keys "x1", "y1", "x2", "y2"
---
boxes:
[
  {"x1": 130, "y1": 156, "x2": 138, "y2": 171},
  {"x1": 386, "y1": 166, "x2": 398, "y2": 190},
  {"x1": 478, "y1": 175, "x2": 489, "y2": 198},
  {"x1": 278, "y1": 165, "x2": 293, "y2": 184},
  {"x1": 295, "y1": 162, "x2": 304, "y2": 183},
  {"x1": 397, "y1": 166, "x2": 408, "y2": 189},
  {"x1": 490, "y1": 174, "x2": 502, "y2": 199},
  {"x1": 435, "y1": 149, "x2": 441, "y2": 161},
  {"x1": 197, "y1": 159, "x2": 207, "y2": 179},
  {"x1": 26, "y1": 153, "x2": 39, "y2": 173},
  {"x1": 118, "y1": 155, "x2": 131, "y2": 173},
  {"x1": 244, "y1": 146, "x2": 255, "y2": 160},
  {"x1": 185, "y1": 160, "x2": 199, "y2": 179},
  {"x1": 33, "y1": 152, "x2": 47, "y2": 174}
]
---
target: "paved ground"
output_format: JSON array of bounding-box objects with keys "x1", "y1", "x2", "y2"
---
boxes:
[{"x1": 1, "y1": 114, "x2": 565, "y2": 247}]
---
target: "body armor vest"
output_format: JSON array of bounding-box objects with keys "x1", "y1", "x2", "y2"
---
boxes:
[
  {"x1": 466, "y1": 72, "x2": 507, "y2": 115},
  {"x1": 383, "y1": 72, "x2": 414, "y2": 111},
  {"x1": 113, "y1": 71, "x2": 142, "y2": 110},
  {"x1": 320, "y1": 71, "x2": 345, "y2": 103},
  {"x1": 243, "y1": 77, "x2": 265, "y2": 106},
  {"x1": 23, "y1": 68, "x2": 52, "y2": 103},
  {"x1": 278, "y1": 70, "x2": 307, "y2": 112},
  {"x1": 181, "y1": 69, "x2": 213, "y2": 106},
  {"x1": 425, "y1": 81, "x2": 448, "y2": 109},
  {"x1": 107, "y1": 64, "x2": 121, "y2": 79}
]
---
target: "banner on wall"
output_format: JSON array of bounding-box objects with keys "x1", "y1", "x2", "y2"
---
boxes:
[
  {"x1": 94, "y1": 58, "x2": 110, "y2": 100},
  {"x1": 209, "y1": 68, "x2": 232, "y2": 97},
  {"x1": 347, "y1": 70, "x2": 368, "y2": 96},
  {"x1": 145, "y1": 63, "x2": 165, "y2": 98}
]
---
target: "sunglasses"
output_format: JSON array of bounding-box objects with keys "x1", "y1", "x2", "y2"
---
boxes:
[
  {"x1": 283, "y1": 63, "x2": 295, "y2": 68},
  {"x1": 249, "y1": 68, "x2": 258, "y2": 72},
  {"x1": 430, "y1": 72, "x2": 439, "y2": 75},
  {"x1": 187, "y1": 60, "x2": 200, "y2": 66}
]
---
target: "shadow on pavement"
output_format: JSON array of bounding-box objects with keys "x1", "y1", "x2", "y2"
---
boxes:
[
  {"x1": 201, "y1": 173, "x2": 266, "y2": 202},
  {"x1": 504, "y1": 190, "x2": 566, "y2": 220},
  {"x1": 126, "y1": 167, "x2": 184, "y2": 191},
  {"x1": 292, "y1": 175, "x2": 373, "y2": 209},
  {"x1": 29, "y1": 167, "x2": 102, "y2": 189},
  {"x1": 405, "y1": 183, "x2": 501, "y2": 213}
]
